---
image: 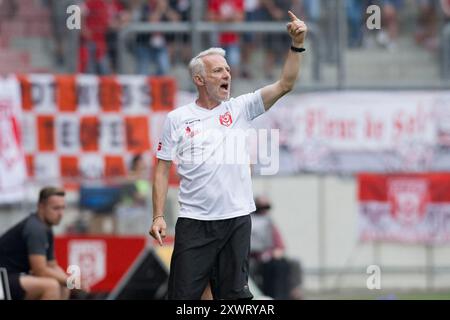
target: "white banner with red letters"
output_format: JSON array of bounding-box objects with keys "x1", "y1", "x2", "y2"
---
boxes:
[
  {"x1": 0, "y1": 75, "x2": 26, "y2": 203},
  {"x1": 250, "y1": 90, "x2": 450, "y2": 173},
  {"x1": 358, "y1": 173, "x2": 450, "y2": 244}
]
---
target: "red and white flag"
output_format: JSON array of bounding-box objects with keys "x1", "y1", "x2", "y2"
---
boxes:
[
  {"x1": 0, "y1": 75, "x2": 26, "y2": 203},
  {"x1": 358, "y1": 173, "x2": 450, "y2": 244}
]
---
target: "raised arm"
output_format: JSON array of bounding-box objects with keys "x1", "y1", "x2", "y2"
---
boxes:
[{"x1": 260, "y1": 11, "x2": 307, "y2": 111}]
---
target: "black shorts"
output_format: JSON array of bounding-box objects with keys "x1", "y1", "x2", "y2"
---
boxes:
[
  {"x1": 168, "y1": 215, "x2": 253, "y2": 300},
  {"x1": 7, "y1": 273, "x2": 26, "y2": 300}
]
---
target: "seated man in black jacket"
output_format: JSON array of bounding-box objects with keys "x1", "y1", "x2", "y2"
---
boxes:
[{"x1": 0, "y1": 187, "x2": 71, "y2": 300}]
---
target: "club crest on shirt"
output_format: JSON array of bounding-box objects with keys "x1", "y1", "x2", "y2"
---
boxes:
[{"x1": 219, "y1": 111, "x2": 233, "y2": 127}]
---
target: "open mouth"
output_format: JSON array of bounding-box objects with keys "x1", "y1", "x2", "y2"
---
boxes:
[{"x1": 220, "y1": 83, "x2": 229, "y2": 91}]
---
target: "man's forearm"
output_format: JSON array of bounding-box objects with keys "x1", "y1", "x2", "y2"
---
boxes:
[
  {"x1": 52, "y1": 264, "x2": 68, "y2": 278},
  {"x1": 37, "y1": 266, "x2": 68, "y2": 286},
  {"x1": 152, "y1": 168, "x2": 169, "y2": 218},
  {"x1": 254, "y1": 11, "x2": 306, "y2": 110},
  {"x1": 279, "y1": 42, "x2": 304, "y2": 92}
]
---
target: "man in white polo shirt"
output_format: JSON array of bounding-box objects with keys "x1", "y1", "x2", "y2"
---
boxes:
[{"x1": 150, "y1": 11, "x2": 307, "y2": 300}]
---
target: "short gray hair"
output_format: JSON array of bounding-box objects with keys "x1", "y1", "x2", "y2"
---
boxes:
[{"x1": 188, "y1": 47, "x2": 226, "y2": 78}]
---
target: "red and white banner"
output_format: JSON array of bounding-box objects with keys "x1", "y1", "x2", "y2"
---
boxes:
[
  {"x1": 18, "y1": 74, "x2": 179, "y2": 186},
  {"x1": 0, "y1": 75, "x2": 26, "y2": 203},
  {"x1": 4, "y1": 75, "x2": 450, "y2": 188},
  {"x1": 358, "y1": 173, "x2": 450, "y2": 244}
]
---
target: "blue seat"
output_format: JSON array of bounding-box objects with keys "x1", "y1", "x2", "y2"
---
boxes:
[{"x1": 79, "y1": 185, "x2": 122, "y2": 214}]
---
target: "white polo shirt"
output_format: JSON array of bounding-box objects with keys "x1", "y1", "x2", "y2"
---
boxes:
[{"x1": 156, "y1": 90, "x2": 265, "y2": 220}]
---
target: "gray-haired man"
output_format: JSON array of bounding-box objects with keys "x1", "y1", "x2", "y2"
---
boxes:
[{"x1": 150, "y1": 11, "x2": 307, "y2": 300}]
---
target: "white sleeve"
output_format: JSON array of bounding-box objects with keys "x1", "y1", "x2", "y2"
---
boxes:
[
  {"x1": 243, "y1": 89, "x2": 265, "y2": 121},
  {"x1": 156, "y1": 115, "x2": 176, "y2": 161}
]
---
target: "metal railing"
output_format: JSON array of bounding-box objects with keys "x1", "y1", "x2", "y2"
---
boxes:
[{"x1": 117, "y1": 22, "x2": 323, "y2": 82}]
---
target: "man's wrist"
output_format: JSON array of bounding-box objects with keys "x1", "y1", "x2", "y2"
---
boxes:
[
  {"x1": 290, "y1": 45, "x2": 306, "y2": 53},
  {"x1": 292, "y1": 42, "x2": 305, "y2": 48},
  {"x1": 153, "y1": 215, "x2": 165, "y2": 222}
]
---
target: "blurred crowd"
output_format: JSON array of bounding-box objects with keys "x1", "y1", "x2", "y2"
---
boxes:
[
  {"x1": 348, "y1": 0, "x2": 450, "y2": 51},
  {"x1": 2, "y1": 0, "x2": 448, "y2": 77},
  {"x1": 68, "y1": 0, "x2": 450, "y2": 77},
  {"x1": 72, "y1": 0, "x2": 309, "y2": 78}
]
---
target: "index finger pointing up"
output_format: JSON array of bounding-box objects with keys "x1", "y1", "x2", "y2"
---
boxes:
[{"x1": 288, "y1": 10, "x2": 300, "y2": 22}]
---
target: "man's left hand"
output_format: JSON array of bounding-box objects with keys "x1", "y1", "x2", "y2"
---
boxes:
[{"x1": 286, "y1": 11, "x2": 307, "y2": 47}]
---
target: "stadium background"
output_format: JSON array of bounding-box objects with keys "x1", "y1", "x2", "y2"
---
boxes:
[{"x1": 1, "y1": 0, "x2": 450, "y2": 300}]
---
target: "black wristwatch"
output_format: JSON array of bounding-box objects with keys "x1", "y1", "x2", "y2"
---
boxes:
[{"x1": 290, "y1": 45, "x2": 306, "y2": 53}]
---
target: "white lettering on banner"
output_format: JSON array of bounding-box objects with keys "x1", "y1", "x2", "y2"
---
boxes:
[
  {"x1": 0, "y1": 76, "x2": 26, "y2": 203},
  {"x1": 76, "y1": 75, "x2": 100, "y2": 114},
  {"x1": 29, "y1": 75, "x2": 57, "y2": 112},
  {"x1": 56, "y1": 115, "x2": 79, "y2": 154}
]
